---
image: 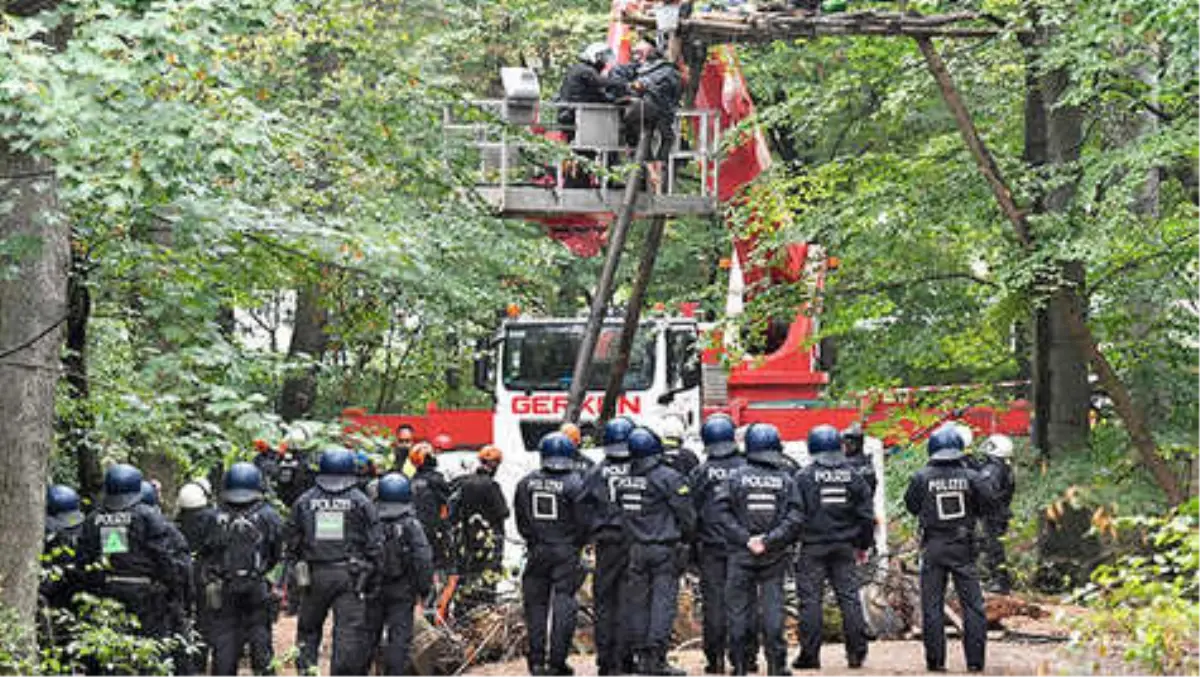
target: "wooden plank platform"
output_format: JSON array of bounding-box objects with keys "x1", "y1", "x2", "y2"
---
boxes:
[
  {"x1": 623, "y1": 9, "x2": 1011, "y2": 42},
  {"x1": 476, "y1": 186, "x2": 717, "y2": 217}
]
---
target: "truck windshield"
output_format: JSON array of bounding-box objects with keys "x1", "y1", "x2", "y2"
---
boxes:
[{"x1": 502, "y1": 323, "x2": 656, "y2": 392}]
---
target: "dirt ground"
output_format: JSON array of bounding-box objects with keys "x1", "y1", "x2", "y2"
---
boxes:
[{"x1": 272, "y1": 614, "x2": 1125, "y2": 676}]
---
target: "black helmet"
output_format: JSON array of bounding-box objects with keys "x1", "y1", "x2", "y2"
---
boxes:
[
  {"x1": 316, "y1": 448, "x2": 359, "y2": 492},
  {"x1": 602, "y1": 417, "x2": 635, "y2": 460},
  {"x1": 140, "y1": 480, "x2": 160, "y2": 508},
  {"x1": 807, "y1": 424, "x2": 841, "y2": 454},
  {"x1": 103, "y1": 463, "x2": 144, "y2": 511},
  {"x1": 701, "y1": 414, "x2": 737, "y2": 458},
  {"x1": 628, "y1": 427, "x2": 664, "y2": 459},
  {"x1": 223, "y1": 462, "x2": 264, "y2": 505},
  {"x1": 928, "y1": 425, "x2": 966, "y2": 462},
  {"x1": 539, "y1": 432, "x2": 577, "y2": 471},
  {"x1": 376, "y1": 473, "x2": 413, "y2": 519},
  {"x1": 47, "y1": 484, "x2": 84, "y2": 526}
]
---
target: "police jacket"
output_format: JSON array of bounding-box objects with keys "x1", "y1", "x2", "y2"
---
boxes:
[
  {"x1": 452, "y1": 470, "x2": 510, "y2": 532},
  {"x1": 80, "y1": 502, "x2": 190, "y2": 588},
  {"x1": 715, "y1": 455, "x2": 802, "y2": 562},
  {"x1": 795, "y1": 453, "x2": 874, "y2": 546},
  {"x1": 845, "y1": 453, "x2": 878, "y2": 497},
  {"x1": 380, "y1": 506, "x2": 434, "y2": 600},
  {"x1": 275, "y1": 450, "x2": 314, "y2": 508},
  {"x1": 558, "y1": 63, "x2": 625, "y2": 109},
  {"x1": 584, "y1": 458, "x2": 633, "y2": 537},
  {"x1": 42, "y1": 517, "x2": 83, "y2": 603},
  {"x1": 634, "y1": 59, "x2": 681, "y2": 123},
  {"x1": 515, "y1": 468, "x2": 590, "y2": 548},
  {"x1": 411, "y1": 466, "x2": 451, "y2": 536},
  {"x1": 904, "y1": 459, "x2": 995, "y2": 543},
  {"x1": 176, "y1": 505, "x2": 218, "y2": 554},
  {"x1": 206, "y1": 501, "x2": 284, "y2": 580},
  {"x1": 284, "y1": 485, "x2": 383, "y2": 565},
  {"x1": 665, "y1": 446, "x2": 700, "y2": 477},
  {"x1": 689, "y1": 454, "x2": 746, "y2": 546},
  {"x1": 977, "y1": 457, "x2": 1015, "y2": 518},
  {"x1": 615, "y1": 457, "x2": 695, "y2": 544}
]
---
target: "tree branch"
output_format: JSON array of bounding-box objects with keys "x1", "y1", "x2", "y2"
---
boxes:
[
  {"x1": 833, "y1": 271, "x2": 998, "y2": 297},
  {"x1": 1086, "y1": 232, "x2": 1199, "y2": 297}
]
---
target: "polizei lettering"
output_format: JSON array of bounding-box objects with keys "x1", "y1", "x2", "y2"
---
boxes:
[
  {"x1": 613, "y1": 476, "x2": 648, "y2": 491},
  {"x1": 741, "y1": 475, "x2": 783, "y2": 490},
  {"x1": 528, "y1": 478, "x2": 564, "y2": 492},
  {"x1": 928, "y1": 477, "x2": 968, "y2": 492},
  {"x1": 309, "y1": 497, "x2": 353, "y2": 511},
  {"x1": 95, "y1": 512, "x2": 133, "y2": 526},
  {"x1": 815, "y1": 469, "x2": 852, "y2": 483},
  {"x1": 705, "y1": 467, "x2": 730, "y2": 481}
]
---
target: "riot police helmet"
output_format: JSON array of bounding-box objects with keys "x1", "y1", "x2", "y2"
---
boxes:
[
  {"x1": 744, "y1": 423, "x2": 786, "y2": 463},
  {"x1": 376, "y1": 473, "x2": 413, "y2": 519},
  {"x1": 807, "y1": 424, "x2": 842, "y2": 455},
  {"x1": 316, "y1": 447, "x2": 359, "y2": 492},
  {"x1": 47, "y1": 484, "x2": 84, "y2": 526},
  {"x1": 602, "y1": 416, "x2": 635, "y2": 460},
  {"x1": 223, "y1": 462, "x2": 264, "y2": 505},
  {"x1": 102, "y1": 463, "x2": 144, "y2": 511},
  {"x1": 701, "y1": 414, "x2": 737, "y2": 458},
  {"x1": 928, "y1": 424, "x2": 966, "y2": 462},
  {"x1": 539, "y1": 432, "x2": 577, "y2": 471},
  {"x1": 140, "y1": 480, "x2": 160, "y2": 508},
  {"x1": 627, "y1": 426, "x2": 664, "y2": 459}
]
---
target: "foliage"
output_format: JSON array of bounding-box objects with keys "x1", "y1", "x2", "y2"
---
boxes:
[{"x1": 1068, "y1": 499, "x2": 1200, "y2": 674}]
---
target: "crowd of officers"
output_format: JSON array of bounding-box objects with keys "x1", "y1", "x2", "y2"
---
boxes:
[{"x1": 41, "y1": 414, "x2": 1015, "y2": 676}]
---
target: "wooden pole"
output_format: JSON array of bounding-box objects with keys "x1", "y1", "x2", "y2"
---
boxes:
[
  {"x1": 599, "y1": 215, "x2": 669, "y2": 424},
  {"x1": 564, "y1": 134, "x2": 653, "y2": 424},
  {"x1": 916, "y1": 37, "x2": 1185, "y2": 504}
]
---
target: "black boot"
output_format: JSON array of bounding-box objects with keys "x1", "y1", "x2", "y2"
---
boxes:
[{"x1": 704, "y1": 657, "x2": 726, "y2": 674}]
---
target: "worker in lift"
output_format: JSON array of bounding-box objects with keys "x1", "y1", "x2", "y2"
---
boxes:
[
  {"x1": 621, "y1": 41, "x2": 681, "y2": 170},
  {"x1": 556, "y1": 42, "x2": 622, "y2": 140}
]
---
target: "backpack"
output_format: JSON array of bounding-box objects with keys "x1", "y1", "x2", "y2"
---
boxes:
[
  {"x1": 382, "y1": 519, "x2": 413, "y2": 582},
  {"x1": 217, "y1": 508, "x2": 264, "y2": 590}
]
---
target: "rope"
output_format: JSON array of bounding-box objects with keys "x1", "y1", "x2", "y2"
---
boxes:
[{"x1": 0, "y1": 313, "x2": 68, "y2": 360}]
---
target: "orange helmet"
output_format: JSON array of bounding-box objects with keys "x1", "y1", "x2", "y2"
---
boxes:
[
  {"x1": 478, "y1": 445, "x2": 503, "y2": 465},
  {"x1": 409, "y1": 442, "x2": 434, "y2": 468},
  {"x1": 560, "y1": 423, "x2": 582, "y2": 447},
  {"x1": 432, "y1": 433, "x2": 454, "y2": 452},
  {"x1": 253, "y1": 439, "x2": 271, "y2": 454}
]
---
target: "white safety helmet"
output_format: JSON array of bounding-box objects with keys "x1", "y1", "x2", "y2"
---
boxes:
[
  {"x1": 660, "y1": 415, "x2": 686, "y2": 444},
  {"x1": 980, "y1": 434, "x2": 1014, "y2": 459},
  {"x1": 177, "y1": 482, "x2": 209, "y2": 510},
  {"x1": 580, "y1": 42, "x2": 615, "y2": 68},
  {"x1": 194, "y1": 477, "x2": 212, "y2": 497},
  {"x1": 952, "y1": 422, "x2": 974, "y2": 449}
]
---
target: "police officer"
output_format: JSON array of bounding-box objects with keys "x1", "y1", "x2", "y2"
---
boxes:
[
  {"x1": 141, "y1": 480, "x2": 161, "y2": 511},
  {"x1": 515, "y1": 432, "x2": 590, "y2": 676},
  {"x1": 975, "y1": 434, "x2": 1016, "y2": 594},
  {"x1": 584, "y1": 416, "x2": 635, "y2": 675},
  {"x1": 79, "y1": 464, "x2": 191, "y2": 640},
  {"x1": 689, "y1": 414, "x2": 745, "y2": 674},
  {"x1": 43, "y1": 484, "x2": 85, "y2": 611},
  {"x1": 409, "y1": 441, "x2": 454, "y2": 578},
  {"x1": 793, "y1": 424, "x2": 875, "y2": 670},
  {"x1": 617, "y1": 427, "x2": 695, "y2": 676},
  {"x1": 842, "y1": 422, "x2": 877, "y2": 497},
  {"x1": 715, "y1": 423, "x2": 802, "y2": 676},
  {"x1": 371, "y1": 473, "x2": 434, "y2": 674},
  {"x1": 275, "y1": 442, "x2": 313, "y2": 508},
  {"x1": 205, "y1": 462, "x2": 284, "y2": 676},
  {"x1": 904, "y1": 425, "x2": 995, "y2": 673},
  {"x1": 175, "y1": 479, "x2": 219, "y2": 669},
  {"x1": 451, "y1": 445, "x2": 510, "y2": 611},
  {"x1": 284, "y1": 447, "x2": 384, "y2": 675},
  {"x1": 661, "y1": 415, "x2": 700, "y2": 476}
]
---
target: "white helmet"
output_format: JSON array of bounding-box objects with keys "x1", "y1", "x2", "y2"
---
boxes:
[
  {"x1": 980, "y1": 434, "x2": 1014, "y2": 459},
  {"x1": 177, "y1": 482, "x2": 209, "y2": 510},
  {"x1": 194, "y1": 477, "x2": 212, "y2": 497},
  {"x1": 952, "y1": 422, "x2": 974, "y2": 449},
  {"x1": 660, "y1": 415, "x2": 686, "y2": 443},
  {"x1": 580, "y1": 42, "x2": 615, "y2": 67}
]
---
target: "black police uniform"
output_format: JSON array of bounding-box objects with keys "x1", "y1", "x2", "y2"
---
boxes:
[
  {"x1": 716, "y1": 453, "x2": 803, "y2": 675},
  {"x1": 204, "y1": 500, "x2": 284, "y2": 675},
  {"x1": 515, "y1": 466, "x2": 590, "y2": 674},
  {"x1": 451, "y1": 468, "x2": 510, "y2": 610},
  {"x1": 624, "y1": 58, "x2": 682, "y2": 160},
  {"x1": 976, "y1": 455, "x2": 1015, "y2": 592},
  {"x1": 177, "y1": 505, "x2": 219, "y2": 554},
  {"x1": 583, "y1": 454, "x2": 634, "y2": 674},
  {"x1": 43, "y1": 511, "x2": 84, "y2": 609},
  {"x1": 793, "y1": 453, "x2": 875, "y2": 668},
  {"x1": 412, "y1": 464, "x2": 453, "y2": 574},
  {"x1": 615, "y1": 456, "x2": 695, "y2": 673},
  {"x1": 176, "y1": 504, "x2": 219, "y2": 670},
  {"x1": 371, "y1": 503, "x2": 433, "y2": 674},
  {"x1": 253, "y1": 451, "x2": 281, "y2": 496},
  {"x1": 689, "y1": 450, "x2": 746, "y2": 671},
  {"x1": 79, "y1": 501, "x2": 191, "y2": 639},
  {"x1": 285, "y1": 483, "x2": 383, "y2": 675},
  {"x1": 275, "y1": 449, "x2": 313, "y2": 508},
  {"x1": 665, "y1": 445, "x2": 701, "y2": 477},
  {"x1": 905, "y1": 458, "x2": 995, "y2": 671}
]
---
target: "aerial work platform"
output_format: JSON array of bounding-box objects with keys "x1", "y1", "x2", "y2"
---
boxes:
[{"x1": 444, "y1": 70, "x2": 721, "y2": 220}]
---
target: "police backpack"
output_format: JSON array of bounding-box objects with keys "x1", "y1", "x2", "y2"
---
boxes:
[{"x1": 217, "y1": 509, "x2": 265, "y2": 592}]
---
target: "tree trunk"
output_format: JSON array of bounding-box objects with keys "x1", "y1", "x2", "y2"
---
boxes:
[
  {"x1": 60, "y1": 249, "x2": 102, "y2": 497},
  {"x1": 0, "y1": 139, "x2": 69, "y2": 650},
  {"x1": 279, "y1": 281, "x2": 329, "y2": 421}
]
